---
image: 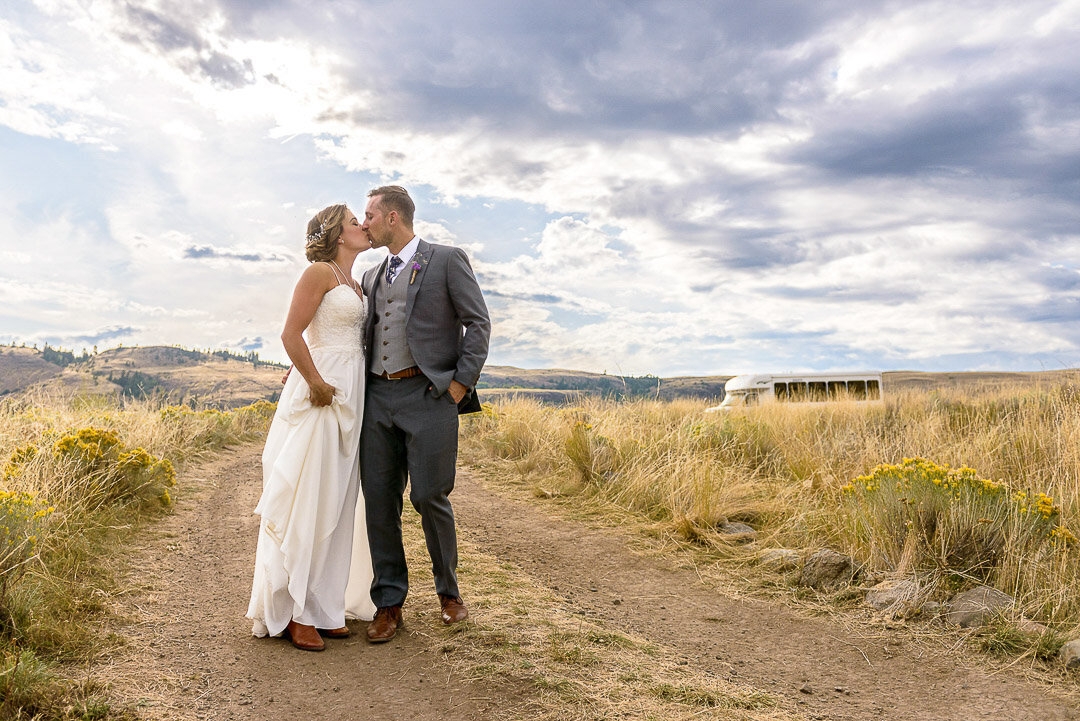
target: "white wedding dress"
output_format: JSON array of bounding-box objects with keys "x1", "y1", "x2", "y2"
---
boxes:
[{"x1": 247, "y1": 278, "x2": 376, "y2": 637}]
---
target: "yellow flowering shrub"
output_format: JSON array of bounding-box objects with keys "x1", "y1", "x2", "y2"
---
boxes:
[
  {"x1": 47, "y1": 430, "x2": 177, "y2": 510},
  {"x1": 52, "y1": 427, "x2": 120, "y2": 471},
  {"x1": 841, "y1": 457, "x2": 1075, "y2": 579},
  {"x1": 159, "y1": 400, "x2": 276, "y2": 449},
  {"x1": 0, "y1": 490, "x2": 54, "y2": 592},
  {"x1": 233, "y1": 399, "x2": 276, "y2": 422},
  {"x1": 2, "y1": 444, "x2": 37, "y2": 482}
]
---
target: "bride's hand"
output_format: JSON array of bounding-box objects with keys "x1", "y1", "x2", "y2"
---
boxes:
[{"x1": 309, "y1": 380, "x2": 336, "y2": 407}]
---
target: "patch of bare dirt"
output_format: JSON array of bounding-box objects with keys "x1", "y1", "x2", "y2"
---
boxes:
[
  {"x1": 100, "y1": 445, "x2": 519, "y2": 720},
  {"x1": 452, "y1": 469, "x2": 1080, "y2": 721}
]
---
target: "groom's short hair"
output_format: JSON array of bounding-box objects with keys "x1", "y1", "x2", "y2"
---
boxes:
[{"x1": 368, "y1": 185, "x2": 415, "y2": 228}]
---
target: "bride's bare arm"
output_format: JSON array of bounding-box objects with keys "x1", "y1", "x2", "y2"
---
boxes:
[{"x1": 281, "y1": 264, "x2": 336, "y2": 407}]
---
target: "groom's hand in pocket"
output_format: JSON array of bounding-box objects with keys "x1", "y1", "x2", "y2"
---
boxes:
[{"x1": 448, "y1": 380, "x2": 468, "y2": 404}]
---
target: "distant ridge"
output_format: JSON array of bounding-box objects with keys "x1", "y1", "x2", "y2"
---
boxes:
[
  {"x1": 0, "y1": 344, "x2": 1075, "y2": 407},
  {"x1": 0, "y1": 344, "x2": 287, "y2": 408}
]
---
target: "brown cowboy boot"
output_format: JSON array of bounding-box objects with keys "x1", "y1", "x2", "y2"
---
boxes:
[
  {"x1": 318, "y1": 625, "x2": 351, "y2": 638},
  {"x1": 286, "y1": 620, "x2": 325, "y2": 652}
]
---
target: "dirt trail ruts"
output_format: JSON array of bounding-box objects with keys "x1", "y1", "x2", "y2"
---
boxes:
[
  {"x1": 101, "y1": 442, "x2": 1079, "y2": 720},
  {"x1": 100, "y1": 445, "x2": 516, "y2": 720},
  {"x1": 453, "y1": 469, "x2": 1080, "y2": 721}
]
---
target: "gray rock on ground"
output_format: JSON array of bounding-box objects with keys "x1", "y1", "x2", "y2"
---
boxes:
[
  {"x1": 758, "y1": 548, "x2": 800, "y2": 571},
  {"x1": 718, "y1": 521, "x2": 757, "y2": 543},
  {"x1": 798, "y1": 549, "x2": 860, "y2": 590},
  {"x1": 865, "y1": 578, "x2": 920, "y2": 613},
  {"x1": 1015, "y1": 617, "x2": 1049, "y2": 635},
  {"x1": 1060, "y1": 639, "x2": 1080, "y2": 668},
  {"x1": 945, "y1": 585, "x2": 1014, "y2": 627}
]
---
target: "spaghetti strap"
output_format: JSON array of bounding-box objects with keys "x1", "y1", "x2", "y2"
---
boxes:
[{"x1": 323, "y1": 261, "x2": 348, "y2": 287}]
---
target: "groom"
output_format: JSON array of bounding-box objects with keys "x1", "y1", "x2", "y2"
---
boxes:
[{"x1": 359, "y1": 185, "x2": 490, "y2": 643}]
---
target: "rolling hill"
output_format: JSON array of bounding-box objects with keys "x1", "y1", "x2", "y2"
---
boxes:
[
  {"x1": 0, "y1": 344, "x2": 1075, "y2": 408},
  {"x1": 0, "y1": 345, "x2": 287, "y2": 408}
]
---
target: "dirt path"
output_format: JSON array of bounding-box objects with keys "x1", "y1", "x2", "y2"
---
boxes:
[
  {"x1": 453, "y1": 472, "x2": 1080, "y2": 721},
  {"x1": 101, "y1": 443, "x2": 1080, "y2": 720},
  {"x1": 100, "y1": 445, "x2": 517, "y2": 720}
]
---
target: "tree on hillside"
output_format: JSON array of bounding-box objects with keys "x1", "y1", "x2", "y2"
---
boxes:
[{"x1": 41, "y1": 343, "x2": 76, "y2": 367}]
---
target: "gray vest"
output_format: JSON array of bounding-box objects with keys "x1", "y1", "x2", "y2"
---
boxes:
[{"x1": 370, "y1": 265, "x2": 416, "y2": 375}]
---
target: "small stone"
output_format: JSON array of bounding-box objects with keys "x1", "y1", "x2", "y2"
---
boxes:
[
  {"x1": 719, "y1": 521, "x2": 757, "y2": 543},
  {"x1": 1059, "y1": 639, "x2": 1080, "y2": 668},
  {"x1": 799, "y1": 683, "x2": 814, "y2": 694},
  {"x1": 865, "y1": 578, "x2": 920, "y2": 612},
  {"x1": 1016, "y1": 617, "x2": 1049, "y2": 635},
  {"x1": 945, "y1": 585, "x2": 1014, "y2": 628},
  {"x1": 798, "y1": 548, "x2": 860, "y2": 590},
  {"x1": 720, "y1": 521, "x2": 754, "y2": 534},
  {"x1": 758, "y1": 548, "x2": 800, "y2": 571}
]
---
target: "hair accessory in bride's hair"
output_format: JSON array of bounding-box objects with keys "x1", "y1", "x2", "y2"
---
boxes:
[{"x1": 305, "y1": 219, "x2": 332, "y2": 247}]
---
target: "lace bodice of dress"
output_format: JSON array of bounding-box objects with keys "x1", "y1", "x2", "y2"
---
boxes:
[{"x1": 306, "y1": 285, "x2": 365, "y2": 354}]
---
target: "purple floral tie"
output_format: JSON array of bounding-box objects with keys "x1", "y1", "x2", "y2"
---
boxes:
[{"x1": 386, "y1": 256, "x2": 402, "y2": 284}]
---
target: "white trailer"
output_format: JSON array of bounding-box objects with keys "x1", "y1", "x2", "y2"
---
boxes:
[{"x1": 706, "y1": 372, "x2": 883, "y2": 411}]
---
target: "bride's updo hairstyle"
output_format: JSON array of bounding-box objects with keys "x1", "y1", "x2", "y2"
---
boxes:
[{"x1": 304, "y1": 204, "x2": 349, "y2": 262}]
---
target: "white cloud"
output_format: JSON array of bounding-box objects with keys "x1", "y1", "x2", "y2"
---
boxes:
[{"x1": 0, "y1": 0, "x2": 1077, "y2": 374}]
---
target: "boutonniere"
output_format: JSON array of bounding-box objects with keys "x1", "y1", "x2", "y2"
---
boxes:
[{"x1": 409, "y1": 258, "x2": 423, "y2": 285}]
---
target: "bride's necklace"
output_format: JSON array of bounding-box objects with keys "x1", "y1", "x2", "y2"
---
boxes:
[{"x1": 330, "y1": 259, "x2": 357, "y2": 291}]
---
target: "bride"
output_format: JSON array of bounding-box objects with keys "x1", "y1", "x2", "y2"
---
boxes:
[{"x1": 246, "y1": 203, "x2": 376, "y2": 651}]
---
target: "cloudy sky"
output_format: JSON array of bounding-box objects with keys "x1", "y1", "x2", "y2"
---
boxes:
[{"x1": 2, "y1": 0, "x2": 1078, "y2": 376}]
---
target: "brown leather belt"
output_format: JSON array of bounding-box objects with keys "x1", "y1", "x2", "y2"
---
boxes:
[{"x1": 374, "y1": 366, "x2": 422, "y2": 380}]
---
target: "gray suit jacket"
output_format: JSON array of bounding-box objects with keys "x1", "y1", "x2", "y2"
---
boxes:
[{"x1": 361, "y1": 239, "x2": 490, "y2": 397}]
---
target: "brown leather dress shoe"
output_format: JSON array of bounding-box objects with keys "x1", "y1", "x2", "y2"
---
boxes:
[
  {"x1": 318, "y1": 626, "x2": 350, "y2": 638},
  {"x1": 439, "y1": 594, "x2": 468, "y2": 625},
  {"x1": 285, "y1": 620, "x2": 325, "y2": 652},
  {"x1": 366, "y1": 606, "x2": 403, "y2": 643}
]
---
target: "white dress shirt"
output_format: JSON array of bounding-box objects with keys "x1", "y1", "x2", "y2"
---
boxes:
[{"x1": 387, "y1": 236, "x2": 419, "y2": 284}]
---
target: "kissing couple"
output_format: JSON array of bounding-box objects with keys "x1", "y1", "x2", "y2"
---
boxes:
[{"x1": 246, "y1": 185, "x2": 491, "y2": 651}]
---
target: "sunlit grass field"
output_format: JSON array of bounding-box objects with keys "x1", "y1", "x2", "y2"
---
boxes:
[
  {"x1": 0, "y1": 390, "x2": 274, "y2": 719},
  {"x1": 5, "y1": 378, "x2": 1079, "y2": 715},
  {"x1": 461, "y1": 382, "x2": 1080, "y2": 634}
]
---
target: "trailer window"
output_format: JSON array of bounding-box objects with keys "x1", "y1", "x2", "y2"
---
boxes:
[
  {"x1": 774, "y1": 382, "x2": 789, "y2": 401},
  {"x1": 848, "y1": 380, "x2": 866, "y2": 399},
  {"x1": 867, "y1": 380, "x2": 880, "y2": 400},
  {"x1": 789, "y1": 382, "x2": 807, "y2": 401},
  {"x1": 827, "y1": 381, "x2": 845, "y2": 399},
  {"x1": 809, "y1": 382, "x2": 827, "y2": 401}
]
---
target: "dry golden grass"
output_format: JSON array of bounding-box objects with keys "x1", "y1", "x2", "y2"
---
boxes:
[
  {"x1": 460, "y1": 383, "x2": 1080, "y2": 633},
  {"x1": 0, "y1": 389, "x2": 275, "y2": 719}
]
